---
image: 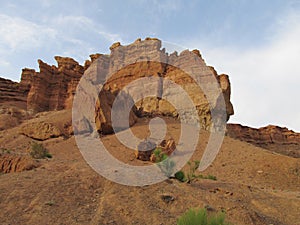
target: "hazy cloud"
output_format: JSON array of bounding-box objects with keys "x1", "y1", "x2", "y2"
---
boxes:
[{"x1": 0, "y1": 14, "x2": 57, "y2": 51}]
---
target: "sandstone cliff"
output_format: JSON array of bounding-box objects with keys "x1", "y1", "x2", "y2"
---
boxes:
[
  {"x1": 94, "y1": 38, "x2": 234, "y2": 132},
  {"x1": 0, "y1": 77, "x2": 27, "y2": 108},
  {"x1": 26, "y1": 57, "x2": 84, "y2": 113},
  {"x1": 1, "y1": 37, "x2": 300, "y2": 157},
  {"x1": 12, "y1": 37, "x2": 234, "y2": 133},
  {"x1": 0, "y1": 77, "x2": 29, "y2": 130},
  {"x1": 227, "y1": 124, "x2": 300, "y2": 157}
]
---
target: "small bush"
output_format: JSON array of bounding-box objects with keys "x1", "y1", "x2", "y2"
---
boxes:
[
  {"x1": 186, "y1": 160, "x2": 200, "y2": 183},
  {"x1": 30, "y1": 142, "x2": 52, "y2": 159},
  {"x1": 177, "y1": 208, "x2": 231, "y2": 225},
  {"x1": 199, "y1": 174, "x2": 217, "y2": 181},
  {"x1": 1, "y1": 148, "x2": 11, "y2": 154},
  {"x1": 45, "y1": 200, "x2": 55, "y2": 206},
  {"x1": 174, "y1": 170, "x2": 186, "y2": 182},
  {"x1": 158, "y1": 157, "x2": 175, "y2": 178},
  {"x1": 207, "y1": 175, "x2": 217, "y2": 181},
  {"x1": 153, "y1": 148, "x2": 176, "y2": 177},
  {"x1": 153, "y1": 147, "x2": 168, "y2": 163}
]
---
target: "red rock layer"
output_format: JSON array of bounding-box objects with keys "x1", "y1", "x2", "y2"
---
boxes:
[
  {"x1": 227, "y1": 124, "x2": 300, "y2": 157},
  {"x1": 26, "y1": 57, "x2": 84, "y2": 113},
  {"x1": 0, "y1": 77, "x2": 27, "y2": 108}
]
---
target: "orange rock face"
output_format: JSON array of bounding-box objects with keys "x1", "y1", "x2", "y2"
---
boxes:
[
  {"x1": 0, "y1": 77, "x2": 27, "y2": 108},
  {"x1": 0, "y1": 153, "x2": 38, "y2": 173},
  {"x1": 2, "y1": 37, "x2": 234, "y2": 132},
  {"x1": 26, "y1": 57, "x2": 84, "y2": 113},
  {"x1": 95, "y1": 90, "x2": 137, "y2": 134},
  {"x1": 102, "y1": 38, "x2": 234, "y2": 130},
  {"x1": 227, "y1": 124, "x2": 300, "y2": 157}
]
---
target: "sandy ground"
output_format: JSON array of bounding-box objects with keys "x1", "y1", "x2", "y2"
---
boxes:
[{"x1": 0, "y1": 111, "x2": 299, "y2": 225}]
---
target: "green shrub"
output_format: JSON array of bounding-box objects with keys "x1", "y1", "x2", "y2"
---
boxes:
[
  {"x1": 175, "y1": 170, "x2": 186, "y2": 182},
  {"x1": 198, "y1": 174, "x2": 217, "y2": 181},
  {"x1": 186, "y1": 161, "x2": 217, "y2": 182},
  {"x1": 177, "y1": 208, "x2": 231, "y2": 225},
  {"x1": 30, "y1": 142, "x2": 52, "y2": 159},
  {"x1": 1, "y1": 148, "x2": 11, "y2": 154},
  {"x1": 186, "y1": 160, "x2": 200, "y2": 183},
  {"x1": 158, "y1": 157, "x2": 175, "y2": 178},
  {"x1": 153, "y1": 147, "x2": 168, "y2": 163},
  {"x1": 207, "y1": 175, "x2": 217, "y2": 181},
  {"x1": 153, "y1": 148, "x2": 175, "y2": 177}
]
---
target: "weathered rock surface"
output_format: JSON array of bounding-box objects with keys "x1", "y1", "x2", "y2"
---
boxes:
[
  {"x1": 0, "y1": 107, "x2": 28, "y2": 130},
  {"x1": 19, "y1": 122, "x2": 62, "y2": 140},
  {"x1": 227, "y1": 124, "x2": 300, "y2": 157},
  {"x1": 0, "y1": 77, "x2": 27, "y2": 108},
  {"x1": 0, "y1": 75, "x2": 31, "y2": 130},
  {"x1": 26, "y1": 57, "x2": 84, "y2": 113},
  {"x1": 102, "y1": 38, "x2": 233, "y2": 130},
  {"x1": 0, "y1": 153, "x2": 38, "y2": 173},
  {"x1": 95, "y1": 90, "x2": 137, "y2": 134},
  {"x1": 150, "y1": 138, "x2": 176, "y2": 162},
  {"x1": 2, "y1": 37, "x2": 234, "y2": 132},
  {"x1": 135, "y1": 139, "x2": 156, "y2": 161},
  {"x1": 18, "y1": 110, "x2": 73, "y2": 140}
]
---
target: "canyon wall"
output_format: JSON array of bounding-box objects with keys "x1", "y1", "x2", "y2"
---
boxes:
[
  {"x1": 0, "y1": 38, "x2": 233, "y2": 131},
  {"x1": 0, "y1": 77, "x2": 27, "y2": 108},
  {"x1": 1, "y1": 38, "x2": 234, "y2": 131},
  {"x1": 26, "y1": 57, "x2": 84, "y2": 113},
  {"x1": 96, "y1": 38, "x2": 234, "y2": 131},
  {"x1": 227, "y1": 124, "x2": 300, "y2": 157}
]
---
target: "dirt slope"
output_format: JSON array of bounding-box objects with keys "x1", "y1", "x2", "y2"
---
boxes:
[{"x1": 0, "y1": 111, "x2": 299, "y2": 225}]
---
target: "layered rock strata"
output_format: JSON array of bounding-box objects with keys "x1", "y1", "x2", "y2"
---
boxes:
[{"x1": 227, "y1": 124, "x2": 300, "y2": 157}]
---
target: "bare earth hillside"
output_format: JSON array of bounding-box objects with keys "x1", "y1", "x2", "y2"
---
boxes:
[{"x1": 0, "y1": 111, "x2": 299, "y2": 225}]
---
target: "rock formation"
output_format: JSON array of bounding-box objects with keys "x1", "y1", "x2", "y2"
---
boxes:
[
  {"x1": 19, "y1": 122, "x2": 62, "y2": 141},
  {"x1": 135, "y1": 139, "x2": 157, "y2": 161},
  {"x1": 95, "y1": 38, "x2": 234, "y2": 131},
  {"x1": 0, "y1": 77, "x2": 27, "y2": 108},
  {"x1": 0, "y1": 37, "x2": 299, "y2": 162},
  {"x1": 0, "y1": 77, "x2": 29, "y2": 130},
  {"x1": 227, "y1": 124, "x2": 300, "y2": 157},
  {"x1": 0, "y1": 153, "x2": 38, "y2": 173},
  {"x1": 1, "y1": 37, "x2": 234, "y2": 132},
  {"x1": 95, "y1": 90, "x2": 137, "y2": 134},
  {"x1": 26, "y1": 57, "x2": 84, "y2": 113}
]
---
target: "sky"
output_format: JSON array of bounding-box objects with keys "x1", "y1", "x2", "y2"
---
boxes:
[{"x1": 0, "y1": 0, "x2": 300, "y2": 131}]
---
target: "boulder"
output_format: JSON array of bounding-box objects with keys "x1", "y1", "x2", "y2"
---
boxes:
[
  {"x1": 135, "y1": 139, "x2": 157, "y2": 161},
  {"x1": 20, "y1": 122, "x2": 62, "y2": 140},
  {"x1": 150, "y1": 138, "x2": 176, "y2": 162}
]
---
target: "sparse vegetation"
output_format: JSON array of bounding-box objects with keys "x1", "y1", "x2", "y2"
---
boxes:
[
  {"x1": 186, "y1": 160, "x2": 201, "y2": 183},
  {"x1": 199, "y1": 174, "x2": 217, "y2": 181},
  {"x1": 30, "y1": 142, "x2": 52, "y2": 159},
  {"x1": 174, "y1": 170, "x2": 186, "y2": 182},
  {"x1": 45, "y1": 200, "x2": 55, "y2": 206},
  {"x1": 153, "y1": 147, "x2": 176, "y2": 177},
  {"x1": 174, "y1": 161, "x2": 217, "y2": 183},
  {"x1": 153, "y1": 147, "x2": 168, "y2": 163},
  {"x1": 177, "y1": 208, "x2": 231, "y2": 225},
  {"x1": 157, "y1": 157, "x2": 176, "y2": 178},
  {"x1": 1, "y1": 148, "x2": 11, "y2": 154}
]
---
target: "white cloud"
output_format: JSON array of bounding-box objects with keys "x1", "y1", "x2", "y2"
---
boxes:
[
  {"x1": 186, "y1": 11, "x2": 300, "y2": 131},
  {"x1": 0, "y1": 13, "x2": 122, "y2": 75},
  {"x1": 152, "y1": 0, "x2": 181, "y2": 12},
  {"x1": 0, "y1": 59, "x2": 10, "y2": 67},
  {"x1": 0, "y1": 14, "x2": 57, "y2": 51},
  {"x1": 51, "y1": 15, "x2": 123, "y2": 44}
]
